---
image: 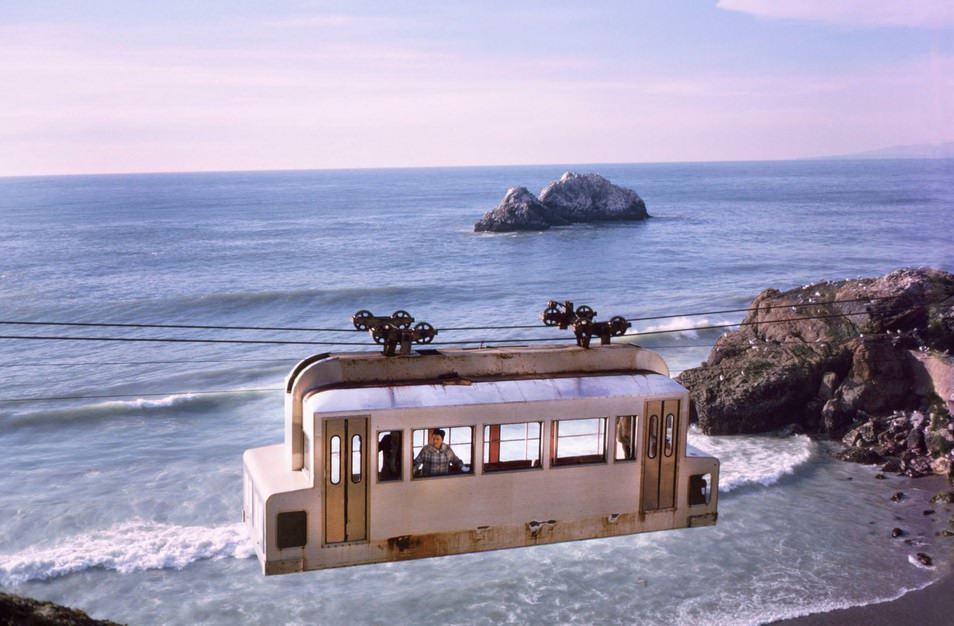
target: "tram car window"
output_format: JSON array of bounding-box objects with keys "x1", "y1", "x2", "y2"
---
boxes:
[
  {"x1": 615, "y1": 415, "x2": 638, "y2": 461},
  {"x1": 377, "y1": 431, "x2": 402, "y2": 482},
  {"x1": 482, "y1": 421, "x2": 542, "y2": 472},
  {"x1": 411, "y1": 426, "x2": 473, "y2": 477},
  {"x1": 551, "y1": 417, "x2": 607, "y2": 466}
]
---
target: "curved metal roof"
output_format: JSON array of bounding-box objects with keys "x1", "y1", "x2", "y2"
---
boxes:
[{"x1": 306, "y1": 372, "x2": 684, "y2": 414}]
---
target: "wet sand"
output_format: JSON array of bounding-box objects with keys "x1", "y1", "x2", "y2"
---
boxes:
[
  {"x1": 773, "y1": 569, "x2": 954, "y2": 626},
  {"x1": 775, "y1": 473, "x2": 954, "y2": 626}
]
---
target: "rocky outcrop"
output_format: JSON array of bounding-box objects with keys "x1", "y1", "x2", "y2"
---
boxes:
[
  {"x1": 474, "y1": 172, "x2": 648, "y2": 232},
  {"x1": 473, "y1": 187, "x2": 566, "y2": 233},
  {"x1": 678, "y1": 267, "x2": 954, "y2": 434},
  {"x1": 538, "y1": 172, "x2": 649, "y2": 223},
  {"x1": 676, "y1": 267, "x2": 954, "y2": 480},
  {"x1": 0, "y1": 592, "x2": 121, "y2": 625}
]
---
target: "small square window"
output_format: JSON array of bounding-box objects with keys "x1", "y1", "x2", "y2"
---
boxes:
[
  {"x1": 412, "y1": 427, "x2": 473, "y2": 478},
  {"x1": 551, "y1": 417, "x2": 607, "y2": 466},
  {"x1": 483, "y1": 422, "x2": 542, "y2": 472}
]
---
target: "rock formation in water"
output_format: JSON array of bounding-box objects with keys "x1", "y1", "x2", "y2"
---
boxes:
[
  {"x1": 473, "y1": 172, "x2": 648, "y2": 232},
  {"x1": 473, "y1": 186, "x2": 564, "y2": 232},
  {"x1": 538, "y1": 172, "x2": 649, "y2": 223},
  {"x1": 0, "y1": 592, "x2": 122, "y2": 625},
  {"x1": 676, "y1": 267, "x2": 954, "y2": 481}
]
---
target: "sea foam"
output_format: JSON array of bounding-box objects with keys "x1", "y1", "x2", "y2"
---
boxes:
[
  {"x1": 0, "y1": 521, "x2": 254, "y2": 586},
  {"x1": 687, "y1": 428, "x2": 815, "y2": 493}
]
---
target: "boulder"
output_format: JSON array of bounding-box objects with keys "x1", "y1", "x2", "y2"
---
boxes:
[
  {"x1": 474, "y1": 172, "x2": 649, "y2": 232},
  {"x1": 677, "y1": 268, "x2": 954, "y2": 436},
  {"x1": 473, "y1": 187, "x2": 563, "y2": 232},
  {"x1": 538, "y1": 172, "x2": 649, "y2": 222},
  {"x1": 0, "y1": 592, "x2": 120, "y2": 625}
]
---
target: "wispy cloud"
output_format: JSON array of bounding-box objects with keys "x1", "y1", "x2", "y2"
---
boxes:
[{"x1": 717, "y1": 0, "x2": 954, "y2": 29}]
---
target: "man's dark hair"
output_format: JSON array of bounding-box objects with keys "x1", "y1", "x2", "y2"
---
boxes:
[{"x1": 433, "y1": 428, "x2": 446, "y2": 439}]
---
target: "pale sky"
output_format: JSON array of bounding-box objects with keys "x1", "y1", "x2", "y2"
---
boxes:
[{"x1": 1, "y1": 1, "x2": 952, "y2": 176}]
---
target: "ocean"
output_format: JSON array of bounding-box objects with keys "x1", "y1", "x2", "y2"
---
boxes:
[{"x1": 0, "y1": 158, "x2": 952, "y2": 624}]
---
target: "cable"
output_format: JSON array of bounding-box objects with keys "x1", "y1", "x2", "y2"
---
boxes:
[
  {"x1": 0, "y1": 292, "x2": 911, "y2": 335},
  {"x1": 0, "y1": 358, "x2": 302, "y2": 368},
  {"x1": 0, "y1": 320, "x2": 360, "y2": 333},
  {"x1": 0, "y1": 387, "x2": 282, "y2": 403},
  {"x1": 0, "y1": 309, "x2": 884, "y2": 348}
]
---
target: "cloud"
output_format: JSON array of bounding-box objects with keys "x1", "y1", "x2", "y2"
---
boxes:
[{"x1": 717, "y1": 0, "x2": 954, "y2": 29}]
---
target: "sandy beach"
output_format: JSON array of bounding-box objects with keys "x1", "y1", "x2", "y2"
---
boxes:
[
  {"x1": 775, "y1": 473, "x2": 954, "y2": 626},
  {"x1": 774, "y1": 568, "x2": 954, "y2": 626}
]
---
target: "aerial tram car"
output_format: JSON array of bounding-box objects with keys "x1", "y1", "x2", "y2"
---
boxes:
[{"x1": 242, "y1": 306, "x2": 720, "y2": 575}]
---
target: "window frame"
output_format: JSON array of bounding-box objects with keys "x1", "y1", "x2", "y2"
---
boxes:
[
  {"x1": 481, "y1": 420, "x2": 544, "y2": 474},
  {"x1": 375, "y1": 429, "x2": 404, "y2": 483},
  {"x1": 410, "y1": 425, "x2": 475, "y2": 479},
  {"x1": 614, "y1": 414, "x2": 639, "y2": 462},
  {"x1": 549, "y1": 417, "x2": 608, "y2": 467}
]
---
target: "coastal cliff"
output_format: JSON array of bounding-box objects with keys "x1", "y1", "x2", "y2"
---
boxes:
[
  {"x1": 677, "y1": 267, "x2": 954, "y2": 480},
  {"x1": 474, "y1": 172, "x2": 648, "y2": 232}
]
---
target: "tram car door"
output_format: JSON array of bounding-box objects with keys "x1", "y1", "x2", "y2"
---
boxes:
[
  {"x1": 324, "y1": 417, "x2": 368, "y2": 543},
  {"x1": 641, "y1": 400, "x2": 679, "y2": 511}
]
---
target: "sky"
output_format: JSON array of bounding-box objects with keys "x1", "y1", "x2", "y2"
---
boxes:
[{"x1": 1, "y1": 0, "x2": 952, "y2": 176}]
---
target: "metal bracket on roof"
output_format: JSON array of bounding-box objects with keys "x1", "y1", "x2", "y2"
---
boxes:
[
  {"x1": 541, "y1": 300, "x2": 630, "y2": 348},
  {"x1": 352, "y1": 309, "x2": 437, "y2": 356}
]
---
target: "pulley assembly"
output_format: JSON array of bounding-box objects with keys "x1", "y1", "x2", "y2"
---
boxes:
[
  {"x1": 352, "y1": 309, "x2": 437, "y2": 356},
  {"x1": 541, "y1": 300, "x2": 631, "y2": 348}
]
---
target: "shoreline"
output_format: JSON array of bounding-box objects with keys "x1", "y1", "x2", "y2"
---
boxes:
[
  {"x1": 773, "y1": 472, "x2": 953, "y2": 626},
  {"x1": 772, "y1": 568, "x2": 954, "y2": 626}
]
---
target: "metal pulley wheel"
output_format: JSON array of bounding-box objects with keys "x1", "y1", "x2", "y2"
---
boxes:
[
  {"x1": 352, "y1": 309, "x2": 374, "y2": 331},
  {"x1": 391, "y1": 310, "x2": 414, "y2": 329},
  {"x1": 575, "y1": 305, "x2": 596, "y2": 321},
  {"x1": 414, "y1": 322, "x2": 436, "y2": 343},
  {"x1": 609, "y1": 315, "x2": 631, "y2": 336},
  {"x1": 542, "y1": 305, "x2": 562, "y2": 326}
]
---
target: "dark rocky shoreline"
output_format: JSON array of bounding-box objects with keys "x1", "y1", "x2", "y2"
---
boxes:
[
  {"x1": 0, "y1": 592, "x2": 121, "y2": 626},
  {"x1": 677, "y1": 267, "x2": 954, "y2": 484}
]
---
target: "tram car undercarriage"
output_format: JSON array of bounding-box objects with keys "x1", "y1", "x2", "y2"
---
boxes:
[{"x1": 243, "y1": 344, "x2": 719, "y2": 575}]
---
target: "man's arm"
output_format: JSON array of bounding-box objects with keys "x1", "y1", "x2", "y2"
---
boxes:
[{"x1": 447, "y1": 446, "x2": 462, "y2": 468}]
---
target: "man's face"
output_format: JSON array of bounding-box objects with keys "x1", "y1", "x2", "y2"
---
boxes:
[{"x1": 430, "y1": 433, "x2": 444, "y2": 448}]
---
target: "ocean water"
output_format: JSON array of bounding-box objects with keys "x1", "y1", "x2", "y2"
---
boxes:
[{"x1": 0, "y1": 159, "x2": 953, "y2": 625}]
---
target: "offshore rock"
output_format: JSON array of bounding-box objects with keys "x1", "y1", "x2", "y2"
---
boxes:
[
  {"x1": 474, "y1": 172, "x2": 648, "y2": 232},
  {"x1": 473, "y1": 187, "x2": 562, "y2": 232},
  {"x1": 538, "y1": 172, "x2": 649, "y2": 223}
]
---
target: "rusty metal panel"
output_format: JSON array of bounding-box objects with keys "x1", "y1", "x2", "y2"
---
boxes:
[
  {"x1": 640, "y1": 400, "x2": 662, "y2": 511},
  {"x1": 658, "y1": 399, "x2": 680, "y2": 509},
  {"x1": 324, "y1": 419, "x2": 346, "y2": 543},
  {"x1": 345, "y1": 417, "x2": 368, "y2": 541}
]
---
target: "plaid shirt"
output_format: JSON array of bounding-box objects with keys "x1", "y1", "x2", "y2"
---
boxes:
[{"x1": 414, "y1": 443, "x2": 461, "y2": 476}]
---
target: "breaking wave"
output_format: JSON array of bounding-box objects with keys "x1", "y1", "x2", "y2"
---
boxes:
[
  {"x1": 3, "y1": 388, "x2": 279, "y2": 430},
  {"x1": 687, "y1": 428, "x2": 816, "y2": 493},
  {"x1": 0, "y1": 521, "x2": 254, "y2": 586}
]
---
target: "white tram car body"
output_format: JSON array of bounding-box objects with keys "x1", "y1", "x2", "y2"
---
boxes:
[{"x1": 243, "y1": 344, "x2": 719, "y2": 575}]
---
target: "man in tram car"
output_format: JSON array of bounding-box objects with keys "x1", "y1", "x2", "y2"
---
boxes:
[{"x1": 413, "y1": 429, "x2": 464, "y2": 476}]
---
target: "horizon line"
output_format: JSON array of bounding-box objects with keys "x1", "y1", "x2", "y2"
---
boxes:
[{"x1": 2, "y1": 154, "x2": 953, "y2": 181}]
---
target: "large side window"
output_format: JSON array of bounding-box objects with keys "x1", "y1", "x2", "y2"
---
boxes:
[
  {"x1": 615, "y1": 415, "x2": 638, "y2": 461},
  {"x1": 483, "y1": 421, "x2": 542, "y2": 472},
  {"x1": 377, "y1": 430, "x2": 403, "y2": 482},
  {"x1": 411, "y1": 426, "x2": 473, "y2": 478},
  {"x1": 551, "y1": 417, "x2": 607, "y2": 466}
]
